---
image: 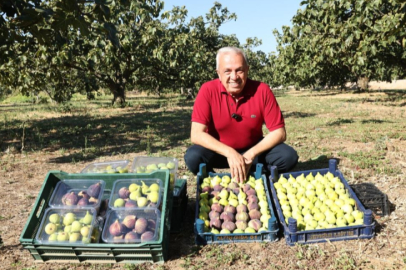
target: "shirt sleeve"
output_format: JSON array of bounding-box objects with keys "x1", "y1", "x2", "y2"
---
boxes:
[
  {"x1": 191, "y1": 83, "x2": 212, "y2": 126},
  {"x1": 262, "y1": 85, "x2": 285, "y2": 132}
]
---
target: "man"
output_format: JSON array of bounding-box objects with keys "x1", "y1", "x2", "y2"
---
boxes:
[{"x1": 184, "y1": 47, "x2": 298, "y2": 182}]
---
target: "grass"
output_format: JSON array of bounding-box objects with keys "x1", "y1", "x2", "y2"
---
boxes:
[{"x1": 0, "y1": 89, "x2": 405, "y2": 269}]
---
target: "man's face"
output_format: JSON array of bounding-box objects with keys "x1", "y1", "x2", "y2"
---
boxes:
[{"x1": 216, "y1": 52, "x2": 249, "y2": 97}]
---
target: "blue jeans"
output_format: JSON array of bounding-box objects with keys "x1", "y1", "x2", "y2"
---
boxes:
[{"x1": 184, "y1": 142, "x2": 299, "y2": 175}]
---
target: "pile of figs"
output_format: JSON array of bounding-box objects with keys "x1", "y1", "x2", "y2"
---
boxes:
[
  {"x1": 39, "y1": 210, "x2": 95, "y2": 244},
  {"x1": 133, "y1": 160, "x2": 177, "y2": 187},
  {"x1": 198, "y1": 175, "x2": 272, "y2": 234},
  {"x1": 111, "y1": 180, "x2": 161, "y2": 209},
  {"x1": 104, "y1": 210, "x2": 159, "y2": 243},
  {"x1": 59, "y1": 182, "x2": 103, "y2": 207}
]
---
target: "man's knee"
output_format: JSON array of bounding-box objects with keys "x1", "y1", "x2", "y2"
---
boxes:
[
  {"x1": 282, "y1": 147, "x2": 299, "y2": 172},
  {"x1": 265, "y1": 144, "x2": 299, "y2": 173},
  {"x1": 184, "y1": 146, "x2": 203, "y2": 175}
]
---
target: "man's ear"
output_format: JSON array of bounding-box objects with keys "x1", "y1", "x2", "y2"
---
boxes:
[{"x1": 216, "y1": 69, "x2": 220, "y2": 78}]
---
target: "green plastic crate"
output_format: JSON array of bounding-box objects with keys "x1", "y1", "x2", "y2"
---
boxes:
[{"x1": 19, "y1": 170, "x2": 172, "y2": 264}]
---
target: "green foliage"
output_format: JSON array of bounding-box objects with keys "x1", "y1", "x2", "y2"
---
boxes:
[
  {"x1": 0, "y1": 0, "x2": 269, "y2": 105},
  {"x1": 272, "y1": 0, "x2": 406, "y2": 89}
]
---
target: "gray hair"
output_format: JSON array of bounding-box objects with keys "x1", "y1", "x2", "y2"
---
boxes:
[{"x1": 216, "y1": 47, "x2": 248, "y2": 69}]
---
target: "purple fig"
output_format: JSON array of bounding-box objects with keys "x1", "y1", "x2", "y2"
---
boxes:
[
  {"x1": 222, "y1": 221, "x2": 236, "y2": 232},
  {"x1": 124, "y1": 231, "x2": 140, "y2": 243},
  {"x1": 112, "y1": 235, "x2": 124, "y2": 243},
  {"x1": 134, "y1": 218, "x2": 148, "y2": 234},
  {"x1": 63, "y1": 192, "x2": 78, "y2": 206},
  {"x1": 109, "y1": 219, "x2": 126, "y2": 236},
  {"x1": 141, "y1": 231, "x2": 155, "y2": 242},
  {"x1": 201, "y1": 186, "x2": 212, "y2": 193},
  {"x1": 249, "y1": 209, "x2": 261, "y2": 220},
  {"x1": 220, "y1": 212, "x2": 235, "y2": 222},
  {"x1": 213, "y1": 185, "x2": 223, "y2": 192},
  {"x1": 211, "y1": 203, "x2": 223, "y2": 213},
  {"x1": 118, "y1": 187, "x2": 131, "y2": 199},
  {"x1": 248, "y1": 202, "x2": 259, "y2": 211},
  {"x1": 147, "y1": 219, "x2": 157, "y2": 232},
  {"x1": 236, "y1": 204, "x2": 248, "y2": 213},
  {"x1": 235, "y1": 220, "x2": 248, "y2": 230},
  {"x1": 247, "y1": 195, "x2": 258, "y2": 204},
  {"x1": 77, "y1": 197, "x2": 89, "y2": 206},
  {"x1": 125, "y1": 200, "x2": 137, "y2": 208},
  {"x1": 248, "y1": 219, "x2": 262, "y2": 232},
  {"x1": 210, "y1": 190, "x2": 219, "y2": 198},
  {"x1": 87, "y1": 182, "x2": 101, "y2": 198},
  {"x1": 89, "y1": 197, "x2": 99, "y2": 204},
  {"x1": 236, "y1": 211, "x2": 249, "y2": 222},
  {"x1": 209, "y1": 218, "x2": 222, "y2": 230},
  {"x1": 209, "y1": 211, "x2": 220, "y2": 220},
  {"x1": 78, "y1": 191, "x2": 90, "y2": 199},
  {"x1": 246, "y1": 189, "x2": 257, "y2": 197},
  {"x1": 122, "y1": 215, "x2": 137, "y2": 230},
  {"x1": 232, "y1": 188, "x2": 240, "y2": 195},
  {"x1": 224, "y1": 205, "x2": 236, "y2": 214},
  {"x1": 227, "y1": 182, "x2": 239, "y2": 190},
  {"x1": 243, "y1": 184, "x2": 251, "y2": 193}
]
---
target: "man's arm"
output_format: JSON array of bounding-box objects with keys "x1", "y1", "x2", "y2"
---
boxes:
[
  {"x1": 242, "y1": 127, "x2": 287, "y2": 165},
  {"x1": 191, "y1": 122, "x2": 248, "y2": 182}
]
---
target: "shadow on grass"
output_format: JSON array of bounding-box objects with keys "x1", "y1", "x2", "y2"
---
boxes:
[
  {"x1": 341, "y1": 89, "x2": 406, "y2": 106},
  {"x1": 360, "y1": 119, "x2": 393, "y2": 124},
  {"x1": 327, "y1": 118, "x2": 354, "y2": 126},
  {"x1": 1, "y1": 96, "x2": 194, "y2": 163},
  {"x1": 283, "y1": 111, "x2": 317, "y2": 119}
]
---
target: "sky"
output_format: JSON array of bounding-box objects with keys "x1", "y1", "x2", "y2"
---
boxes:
[{"x1": 162, "y1": 0, "x2": 305, "y2": 53}]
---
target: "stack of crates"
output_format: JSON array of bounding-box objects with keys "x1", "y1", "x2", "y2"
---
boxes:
[
  {"x1": 19, "y1": 169, "x2": 172, "y2": 264},
  {"x1": 350, "y1": 183, "x2": 390, "y2": 217}
]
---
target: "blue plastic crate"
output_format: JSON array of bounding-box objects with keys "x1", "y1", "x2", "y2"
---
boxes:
[
  {"x1": 194, "y1": 163, "x2": 279, "y2": 245},
  {"x1": 268, "y1": 159, "x2": 375, "y2": 246}
]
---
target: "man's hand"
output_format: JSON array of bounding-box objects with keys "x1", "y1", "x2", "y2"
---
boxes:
[{"x1": 226, "y1": 149, "x2": 247, "y2": 183}]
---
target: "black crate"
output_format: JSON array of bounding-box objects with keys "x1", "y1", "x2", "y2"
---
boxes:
[
  {"x1": 171, "y1": 179, "x2": 188, "y2": 234},
  {"x1": 350, "y1": 183, "x2": 389, "y2": 216}
]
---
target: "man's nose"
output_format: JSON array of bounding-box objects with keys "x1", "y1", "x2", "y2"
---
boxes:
[{"x1": 230, "y1": 71, "x2": 238, "y2": 80}]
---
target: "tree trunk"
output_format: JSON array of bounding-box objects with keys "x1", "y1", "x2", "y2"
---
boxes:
[
  {"x1": 107, "y1": 80, "x2": 126, "y2": 106},
  {"x1": 357, "y1": 76, "x2": 369, "y2": 91}
]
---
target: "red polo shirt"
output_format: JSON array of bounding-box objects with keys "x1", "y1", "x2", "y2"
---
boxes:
[{"x1": 191, "y1": 78, "x2": 285, "y2": 150}]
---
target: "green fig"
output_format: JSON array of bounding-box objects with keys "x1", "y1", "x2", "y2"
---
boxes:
[
  {"x1": 129, "y1": 186, "x2": 142, "y2": 201},
  {"x1": 166, "y1": 162, "x2": 175, "y2": 169},
  {"x1": 48, "y1": 233, "x2": 58, "y2": 242},
  {"x1": 44, "y1": 223, "x2": 57, "y2": 235},
  {"x1": 83, "y1": 211, "x2": 93, "y2": 225},
  {"x1": 147, "y1": 191, "x2": 159, "y2": 203},
  {"x1": 71, "y1": 221, "x2": 82, "y2": 232},
  {"x1": 63, "y1": 213, "x2": 76, "y2": 226},
  {"x1": 141, "y1": 181, "x2": 150, "y2": 194},
  {"x1": 49, "y1": 213, "x2": 61, "y2": 224},
  {"x1": 129, "y1": 183, "x2": 140, "y2": 192},
  {"x1": 137, "y1": 197, "x2": 148, "y2": 207}
]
